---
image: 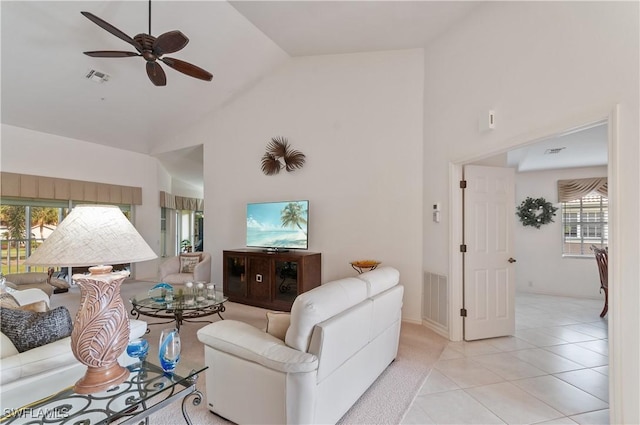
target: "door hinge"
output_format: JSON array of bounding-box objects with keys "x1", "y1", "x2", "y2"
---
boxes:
[
  {"x1": 460, "y1": 244, "x2": 467, "y2": 253},
  {"x1": 460, "y1": 180, "x2": 467, "y2": 189},
  {"x1": 460, "y1": 308, "x2": 467, "y2": 317}
]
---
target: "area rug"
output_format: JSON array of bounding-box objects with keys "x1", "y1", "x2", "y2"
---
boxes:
[{"x1": 51, "y1": 280, "x2": 447, "y2": 424}]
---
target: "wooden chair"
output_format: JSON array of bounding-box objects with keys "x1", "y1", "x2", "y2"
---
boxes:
[{"x1": 591, "y1": 245, "x2": 608, "y2": 317}]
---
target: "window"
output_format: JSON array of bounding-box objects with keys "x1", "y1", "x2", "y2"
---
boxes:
[
  {"x1": 160, "y1": 207, "x2": 168, "y2": 257},
  {"x1": 177, "y1": 209, "x2": 204, "y2": 253},
  {"x1": 1, "y1": 199, "x2": 69, "y2": 274},
  {"x1": 1, "y1": 198, "x2": 133, "y2": 274},
  {"x1": 562, "y1": 193, "x2": 608, "y2": 256}
]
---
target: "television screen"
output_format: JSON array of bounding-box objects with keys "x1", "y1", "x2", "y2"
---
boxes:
[{"x1": 246, "y1": 200, "x2": 309, "y2": 250}]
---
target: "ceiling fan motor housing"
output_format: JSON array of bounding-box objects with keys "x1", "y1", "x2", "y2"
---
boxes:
[{"x1": 135, "y1": 34, "x2": 158, "y2": 61}]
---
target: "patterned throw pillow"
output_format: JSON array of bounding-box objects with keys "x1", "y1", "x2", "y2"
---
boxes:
[
  {"x1": 180, "y1": 255, "x2": 200, "y2": 273},
  {"x1": 0, "y1": 306, "x2": 73, "y2": 353}
]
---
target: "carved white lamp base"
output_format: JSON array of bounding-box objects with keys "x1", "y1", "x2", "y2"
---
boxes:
[{"x1": 71, "y1": 267, "x2": 130, "y2": 394}]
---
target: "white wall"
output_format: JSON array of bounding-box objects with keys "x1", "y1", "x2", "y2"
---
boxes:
[
  {"x1": 171, "y1": 179, "x2": 203, "y2": 199},
  {"x1": 1, "y1": 124, "x2": 164, "y2": 280},
  {"x1": 184, "y1": 49, "x2": 425, "y2": 321},
  {"x1": 515, "y1": 166, "x2": 607, "y2": 298},
  {"x1": 423, "y1": 2, "x2": 639, "y2": 422}
]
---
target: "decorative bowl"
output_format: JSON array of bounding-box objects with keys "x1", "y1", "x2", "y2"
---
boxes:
[
  {"x1": 350, "y1": 260, "x2": 381, "y2": 269},
  {"x1": 148, "y1": 282, "x2": 173, "y2": 302},
  {"x1": 350, "y1": 260, "x2": 381, "y2": 274}
]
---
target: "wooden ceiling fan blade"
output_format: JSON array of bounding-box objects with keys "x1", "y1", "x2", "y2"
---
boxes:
[
  {"x1": 160, "y1": 57, "x2": 213, "y2": 81},
  {"x1": 84, "y1": 51, "x2": 140, "y2": 58},
  {"x1": 146, "y1": 62, "x2": 167, "y2": 86},
  {"x1": 153, "y1": 31, "x2": 189, "y2": 56},
  {"x1": 81, "y1": 11, "x2": 143, "y2": 52}
]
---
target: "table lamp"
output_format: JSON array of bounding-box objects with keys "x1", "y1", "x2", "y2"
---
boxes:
[{"x1": 25, "y1": 204, "x2": 157, "y2": 394}]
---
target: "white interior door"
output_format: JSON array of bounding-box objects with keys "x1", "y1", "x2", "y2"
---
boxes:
[{"x1": 463, "y1": 165, "x2": 516, "y2": 341}]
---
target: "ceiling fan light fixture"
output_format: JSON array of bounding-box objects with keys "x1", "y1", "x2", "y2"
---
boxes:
[
  {"x1": 85, "y1": 69, "x2": 110, "y2": 83},
  {"x1": 80, "y1": 1, "x2": 212, "y2": 86}
]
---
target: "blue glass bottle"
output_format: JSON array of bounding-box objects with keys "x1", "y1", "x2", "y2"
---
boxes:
[{"x1": 158, "y1": 328, "x2": 181, "y2": 373}]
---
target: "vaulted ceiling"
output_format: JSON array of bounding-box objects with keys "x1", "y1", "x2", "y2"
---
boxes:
[
  {"x1": 1, "y1": 1, "x2": 607, "y2": 191},
  {"x1": 1, "y1": 1, "x2": 479, "y2": 154}
]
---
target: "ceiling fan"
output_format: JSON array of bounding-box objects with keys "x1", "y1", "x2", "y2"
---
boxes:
[{"x1": 81, "y1": 1, "x2": 213, "y2": 86}]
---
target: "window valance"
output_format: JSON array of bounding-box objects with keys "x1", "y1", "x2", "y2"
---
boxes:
[
  {"x1": 159, "y1": 191, "x2": 203, "y2": 211},
  {"x1": 159, "y1": 191, "x2": 176, "y2": 209},
  {"x1": 1, "y1": 172, "x2": 142, "y2": 205},
  {"x1": 557, "y1": 177, "x2": 607, "y2": 202}
]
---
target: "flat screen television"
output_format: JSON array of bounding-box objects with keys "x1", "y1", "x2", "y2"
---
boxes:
[{"x1": 246, "y1": 200, "x2": 309, "y2": 251}]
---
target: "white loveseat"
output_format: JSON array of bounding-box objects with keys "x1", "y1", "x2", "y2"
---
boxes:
[
  {"x1": 197, "y1": 266, "x2": 404, "y2": 424},
  {"x1": 0, "y1": 288, "x2": 147, "y2": 409}
]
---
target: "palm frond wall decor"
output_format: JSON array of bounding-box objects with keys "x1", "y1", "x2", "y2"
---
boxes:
[
  {"x1": 261, "y1": 153, "x2": 281, "y2": 176},
  {"x1": 261, "y1": 137, "x2": 306, "y2": 175}
]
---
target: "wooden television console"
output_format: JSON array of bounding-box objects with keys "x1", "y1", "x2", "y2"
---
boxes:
[{"x1": 223, "y1": 249, "x2": 321, "y2": 311}]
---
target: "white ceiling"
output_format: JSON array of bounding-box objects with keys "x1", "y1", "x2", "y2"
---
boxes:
[
  {"x1": 507, "y1": 123, "x2": 608, "y2": 172},
  {"x1": 228, "y1": 1, "x2": 481, "y2": 56},
  {"x1": 1, "y1": 1, "x2": 607, "y2": 190}
]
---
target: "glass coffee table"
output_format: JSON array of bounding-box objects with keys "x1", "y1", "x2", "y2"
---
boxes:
[
  {"x1": 130, "y1": 290, "x2": 228, "y2": 331},
  {"x1": 0, "y1": 361, "x2": 206, "y2": 425}
]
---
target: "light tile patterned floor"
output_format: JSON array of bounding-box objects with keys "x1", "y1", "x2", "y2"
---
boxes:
[{"x1": 403, "y1": 293, "x2": 609, "y2": 425}]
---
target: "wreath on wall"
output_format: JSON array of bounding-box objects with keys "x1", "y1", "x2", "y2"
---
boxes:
[{"x1": 516, "y1": 197, "x2": 558, "y2": 229}]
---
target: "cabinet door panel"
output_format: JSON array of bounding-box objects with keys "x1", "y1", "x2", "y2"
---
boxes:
[
  {"x1": 225, "y1": 255, "x2": 247, "y2": 297},
  {"x1": 274, "y1": 261, "x2": 298, "y2": 305},
  {"x1": 248, "y1": 257, "x2": 271, "y2": 301}
]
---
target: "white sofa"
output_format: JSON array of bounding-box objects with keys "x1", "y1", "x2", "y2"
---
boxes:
[
  {"x1": 0, "y1": 288, "x2": 147, "y2": 409},
  {"x1": 197, "y1": 266, "x2": 404, "y2": 424}
]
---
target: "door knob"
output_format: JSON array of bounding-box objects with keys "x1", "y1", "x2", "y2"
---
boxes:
[{"x1": 508, "y1": 257, "x2": 517, "y2": 263}]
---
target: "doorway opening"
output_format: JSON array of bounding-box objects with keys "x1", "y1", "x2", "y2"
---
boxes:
[
  {"x1": 449, "y1": 114, "x2": 613, "y2": 343},
  {"x1": 463, "y1": 122, "x2": 608, "y2": 341},
  {"x1": 447, "y1": 112, "x2": 614, "y2": 420}
]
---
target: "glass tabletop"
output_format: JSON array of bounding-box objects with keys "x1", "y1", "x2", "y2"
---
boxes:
[
  {"x1": 131, "y1": 290, "x2": 227, "y2": 312},
  {"x1": 0, "y1": 361, "x2": 207, "y2": 424}
]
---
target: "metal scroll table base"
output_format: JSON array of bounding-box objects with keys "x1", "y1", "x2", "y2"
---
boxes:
[
  {"x1": 130, "y1": 302, "x2": 226, "y2": 332},
  {"x1": 118, "y1": 371, "x2": 203, "y2": 425}
]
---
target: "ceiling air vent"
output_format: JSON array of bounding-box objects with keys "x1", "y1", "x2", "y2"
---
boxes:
[
  {"x1": 85, "y1": 69, "x2": 110, "y2": 83},
  {"x1": 544, "y1": 147, "x2": 566, "y2": 155}
]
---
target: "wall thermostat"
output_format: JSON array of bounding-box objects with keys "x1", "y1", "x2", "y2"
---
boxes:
[{"x1": 479, "y1": 109, "x2": 496, "y2": 132}]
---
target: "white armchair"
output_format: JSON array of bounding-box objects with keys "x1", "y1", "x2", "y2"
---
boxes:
[{"x1": 158, "y1": 252, "x2": 212, "y2": 284}]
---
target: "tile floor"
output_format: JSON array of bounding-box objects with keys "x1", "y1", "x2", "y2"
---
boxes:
[{"x1": 403, "y1": 293, "x2": 609, "y2": 425}]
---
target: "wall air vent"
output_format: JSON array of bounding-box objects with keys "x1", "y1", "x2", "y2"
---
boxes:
[
  {"x1": 85, "y1": 69, "x2": 110, "y2": 83},
  {"x1": 544, "y1": 147, "x2": 566, "y2": 155}
]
